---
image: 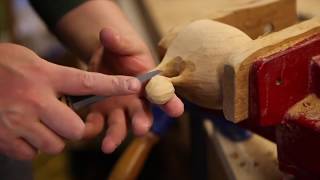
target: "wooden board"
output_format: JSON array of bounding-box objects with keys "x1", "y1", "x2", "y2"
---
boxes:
[
  {"x1": 140, "y1": 0, "x2": 297, "y2": 42},
  {"x1": 203, "y1": 119, "x2": 281, "y2": 180},
  {"x1": 0, "y1": 0, "x2": 13, "y2": 41},
  {"x1": 297, "y1": 0, "x2": 320, "y2": 19}
]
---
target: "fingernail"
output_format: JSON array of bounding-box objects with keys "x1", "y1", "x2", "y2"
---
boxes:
[{"x1": 127, "y1": 78, "x2": 141, "y2": 91}]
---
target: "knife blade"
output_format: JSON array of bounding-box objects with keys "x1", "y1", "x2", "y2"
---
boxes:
[{"x1": 63, "y1": 70, "x2": 161, "y2": 110}]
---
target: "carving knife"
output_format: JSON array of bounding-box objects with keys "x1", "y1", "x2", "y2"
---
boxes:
[{"x1": 62, "y1": 70, "x2": 161, "y2": 110}]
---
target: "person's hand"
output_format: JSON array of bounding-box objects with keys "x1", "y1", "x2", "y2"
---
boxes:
[
  {"x1": 84, "y1": 28, "x2": 184, "y2": 153},
  {"x1": 54, "y1": 0, "x2": 184, "y2": 153},
  {"x1": 0, "y1": 43, "x2": 141, "y2": 160}
]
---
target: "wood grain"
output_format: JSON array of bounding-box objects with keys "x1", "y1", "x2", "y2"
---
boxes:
[
  {"x1": 151, "y1": 17, "x2": 320, "y2": 122},
  {"x1": 297, "y1": 0, "x2": 320, "y2": 19},
  {"x1": 140, "y1": 0, "x2": 297, "y2": 54}
]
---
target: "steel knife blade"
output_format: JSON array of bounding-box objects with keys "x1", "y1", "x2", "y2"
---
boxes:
[{"x1": 63, "y1": 70, "x2": 161, "y2": 110}]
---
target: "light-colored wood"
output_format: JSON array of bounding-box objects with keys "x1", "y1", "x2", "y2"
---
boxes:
[
  {"x1": 297, "y1": 0, "x2": 320, "y2": 19},
  {"x1": 145, "y1": 75, "x2": 175, "y2": 104},
  {"x1": 147, "y1": 17, "x2": 320, "y2": 122},
  {"x1": 141, "y1": 0, "x2": 297, "y2": 54},
  {"x1": 205, "y1": 119, "x2": 281, "y2": 180},
  {"x1": 204, "y1": 119, "x2": 281, "y2": 180},
  {"x1": 141, "y1": 0, "x2": 296, "y2": 37},
  {"x1": 108, "y1": 133, "x2": 159, "y2": 180},
  {"x1": 156, "y1": 20, "x2": 252, "y2": 109},
  {"x1": 286, "y1": 94, "x2": 320, "y2": 120}
]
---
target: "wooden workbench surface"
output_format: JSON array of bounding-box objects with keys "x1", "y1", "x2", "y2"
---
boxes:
[{"x1": 140, "y1": 0, "x2": 284, "y2": 37}]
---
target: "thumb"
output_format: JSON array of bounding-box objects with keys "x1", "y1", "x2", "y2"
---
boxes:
[
  {"x1": 47, "y1": 63, "x2": 141, "y2": 96},
  {"x1": 100, "y1": 27, "x2": 145, "y2": 55}
]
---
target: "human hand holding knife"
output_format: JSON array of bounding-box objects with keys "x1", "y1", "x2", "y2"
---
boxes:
[{"x1": 61, "y1": 70, "x2": 161, "y2": 110}]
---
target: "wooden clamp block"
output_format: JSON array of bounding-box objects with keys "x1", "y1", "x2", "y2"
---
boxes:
[{"x1": 141, "y1": 0, "x2": 298, "y2": 54}]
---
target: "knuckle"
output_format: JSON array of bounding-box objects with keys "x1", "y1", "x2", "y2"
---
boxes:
[
  {"x1": 133, "y1": 123, "x2": 151, "y2": 136},
  {"x1": 1, "y1": 109, "x2": 25, "y2": 131},
  {"x1": 31, "y1": 98, "x2": 48, "y2": 111},
  {"x1": 38, "y1": 138, "x2": 65, "y2": 154},
  {"x1": 24, "y1": 91, "x2": 48, "y2": 111},
  {"x1": 53, "y1": 143, "x2": 65, "y2": 154},
  {"x1": 13, "y1": 143, "x2": 36, "y2": 160},
  {"x1": 111, "y1": 77, "x2": 126, "y2": 93},
  {"x1": 79, "y1": 72, "x2": 96, "y2": 92}
]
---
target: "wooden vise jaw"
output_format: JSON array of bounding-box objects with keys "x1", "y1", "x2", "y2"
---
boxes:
[{"x1": 244, "y1": 18, "x2": 320, "y2": 177}]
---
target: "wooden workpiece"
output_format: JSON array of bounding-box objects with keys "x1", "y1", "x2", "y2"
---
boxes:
[
  {"x1": 144, "y1": 17, "x2": 320, "y2": 177},
  {"x1": 140, "y1": 0, "x2": 297, "y2": 53},
  {"x1": 145, "y1": 75, "x2": 175, "y2": 104},
  {"x1": 148, "y1": 20, "x2": 252, "y2": 110},
  {"x1": 144, "y1": 17, "x2": 320, "y2": 123}
]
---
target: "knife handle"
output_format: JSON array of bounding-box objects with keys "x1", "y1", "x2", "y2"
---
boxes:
[
  {"x1": 60, "y1": 95, "x2": 90, "y2": 109},
  {"x1": 59, "y1": 95, "x2": 73, "y2": 107},
  {"x1": 60, "y1": 95, "x2": 105, "y2": 110},
  {"x1": 108, "y1": 133, "x2": 159, "y2": 180}
]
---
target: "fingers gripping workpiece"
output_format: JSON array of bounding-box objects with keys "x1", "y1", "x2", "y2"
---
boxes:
[
  {"x1": 145, "y1": 20, "x2": 252, "y2": 107},
  {"x1": 144, "y1": 17, "x2": 320, "y2": 177},
  {"x1": 145, "y1": 75, "x2": 175, "y2": 104}
]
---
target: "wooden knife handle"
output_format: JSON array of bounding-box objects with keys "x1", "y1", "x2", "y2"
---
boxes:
[{"x1": 108, "y1": 133, "x2": 160, "y2": 180}]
